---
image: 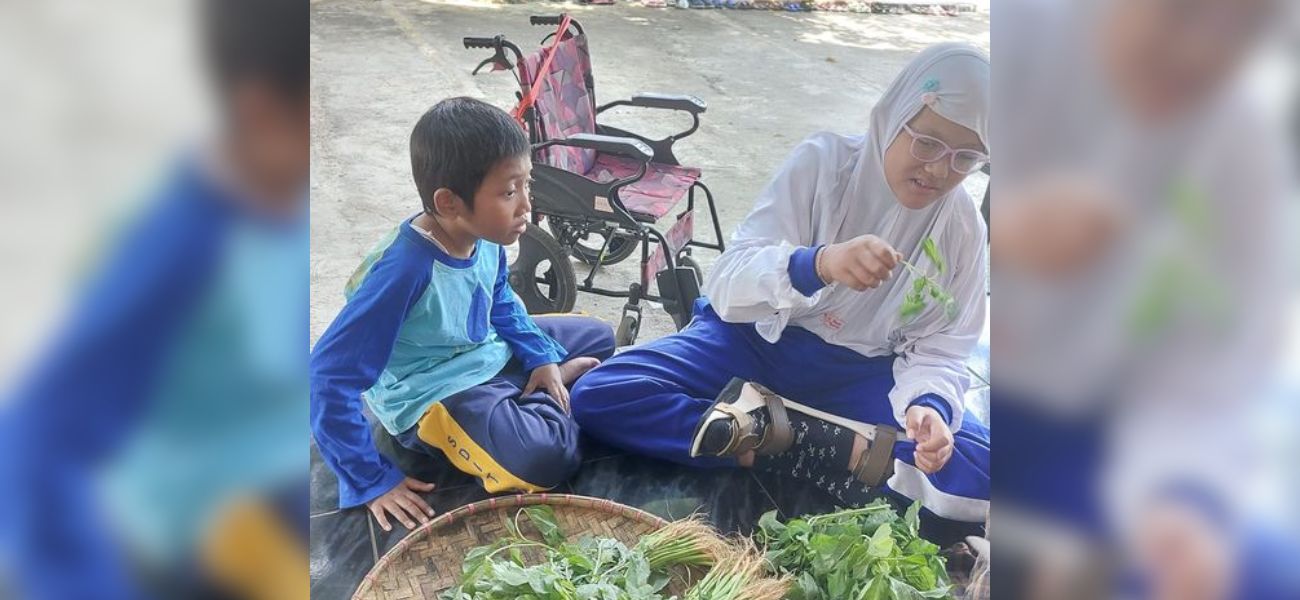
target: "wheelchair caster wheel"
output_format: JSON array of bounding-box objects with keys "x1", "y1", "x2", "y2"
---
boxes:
[
  {"x1": 615, "y1": 313, "x2": 641, "y2": 347},
  {"x1": 509, "y1": 223, "x2": 577, "y2": 314}
]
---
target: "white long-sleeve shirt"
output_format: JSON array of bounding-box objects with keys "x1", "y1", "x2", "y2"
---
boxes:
[{"x1": 705, "y1": 130, "x2": 987, "y2": 430}]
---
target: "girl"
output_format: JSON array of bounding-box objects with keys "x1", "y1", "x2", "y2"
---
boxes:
[{"x1": 570, "y1": 43, "x2": 991, "y2": 536}]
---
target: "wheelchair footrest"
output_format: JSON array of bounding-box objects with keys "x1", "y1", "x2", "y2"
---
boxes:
[{"x1": 656, "y1": 266, "x2": 701, "y2": 331}]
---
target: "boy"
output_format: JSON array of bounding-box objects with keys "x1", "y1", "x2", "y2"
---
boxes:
[{"x1": 310, "y1": 97, "x2": 614, "y2": 531}]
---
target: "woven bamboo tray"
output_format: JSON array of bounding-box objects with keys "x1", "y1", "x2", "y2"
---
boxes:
[{"x1": 352, "y1": 493, "x2": 694, "y2": 600}]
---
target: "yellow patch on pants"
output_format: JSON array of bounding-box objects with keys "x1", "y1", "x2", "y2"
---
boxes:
[
  {"x1": 200, "y1": 498, "x2": 307, "y2": 600},
  {"x1": 416, "y1": 402, "x2": 548, "y2": 493}
]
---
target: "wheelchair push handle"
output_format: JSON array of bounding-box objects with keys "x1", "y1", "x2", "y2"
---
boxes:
[
  {"x1": 531, "y1": 14, "x2": 584, "y2": 39},
  {"x1": 464, "y1": 35, "x2": 526, "y2": 76},
  {"x1": 463, "y1": 35, "x2": 503, "y2": 50},
  {"x1": 530, "y1": 15, "x2": 562, "y2": 26}
]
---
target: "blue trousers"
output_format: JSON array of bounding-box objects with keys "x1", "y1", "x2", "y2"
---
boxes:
[
  {"x1": 570, "y1": 300, "x2": 990, "y2": 523},
  {"x1": 396, "y1": 316, "x2": 615, "y2": 492}
]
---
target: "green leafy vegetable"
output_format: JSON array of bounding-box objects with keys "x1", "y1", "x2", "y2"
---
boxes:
[
  {"x1": 524, "y1": 505, "x2": 564, "y2": 546},
  {"x1": 443, "y1": 510, "x2": 781, "y2": 600},
  {"x1": 756, "y1": 501, "x2": 954, "y2": 600},
  {"x1": 898, "y1": 237, "x2": 957, "y2": 324},
  {"x1": 920, "y1": 238, "x2": 946, "y2": 274}
]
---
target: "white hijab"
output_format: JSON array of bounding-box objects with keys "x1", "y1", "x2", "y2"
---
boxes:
[{"x1": 705, "y1": 43, "x2": 991, "y2": 429}]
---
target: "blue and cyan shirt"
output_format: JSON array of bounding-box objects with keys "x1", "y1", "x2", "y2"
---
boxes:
[{"x1": 309, "y1": 216, "x2": 566, "y2": 508}]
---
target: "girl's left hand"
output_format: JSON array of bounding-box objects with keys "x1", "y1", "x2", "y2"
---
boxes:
[
  {"x1": 524, "y1": 363, "x2": 570, "y2": 413},
  {"x1": 905, "y1": 405, "x2": 954, "y2": 473}
]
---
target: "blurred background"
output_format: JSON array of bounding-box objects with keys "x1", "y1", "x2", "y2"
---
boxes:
[
  {"x1": 0, "y1": 1, "x2": 307, "y2": 599},
  {"x1": 0, "y1": 0, "x2": 212, "y2": 394},
  {"x1": 992, "y1": 0, "x2": 1299, "y2": 598}
]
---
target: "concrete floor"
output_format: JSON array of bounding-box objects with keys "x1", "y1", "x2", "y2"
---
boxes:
[{"x1": 310, "y1": 0, "x2": 988, "y2": 344}]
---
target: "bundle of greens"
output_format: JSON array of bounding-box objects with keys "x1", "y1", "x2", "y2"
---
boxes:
[
  {"x1": 685, "y1": 537, "x2": 789, "y2": 600},
  {"x1": 756, "y1": 501, "x2": 953, "y2": 600},
  {"x1": 899, "y1": 237, "x2": 957, "y2": 324},
  {"x1": 441, "y1": 506, "x2": 777, "y2": 600}
]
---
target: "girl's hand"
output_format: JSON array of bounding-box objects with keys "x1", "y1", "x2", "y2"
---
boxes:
[
  {"x1": 366, "y1": 477, "x2": 436, "y2": 531},
  {"x1": 818, "y1": 235, "x2": 904, "y2": 291},
  {"x1": 524, "y1": 363, "x2": 570, "y2": 413},
  {"x1": 905, "y1": 405, "x2": 954, "y2": 474},
  {"x1": 993, "y1": 175, "x2": 1125, "y2": 277}
]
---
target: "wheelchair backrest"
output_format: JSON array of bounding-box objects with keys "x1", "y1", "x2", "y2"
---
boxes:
[{"x1": 518, "y1": 32, "x2": 598, "y2": 175}]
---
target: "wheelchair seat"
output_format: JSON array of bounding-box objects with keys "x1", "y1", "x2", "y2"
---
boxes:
[
  {"x1": 588, "y1": 153, "x2": 701, "y2": 222},
  {"x1": 519, "y1": 31, "x2": 702, "y2": 222}
]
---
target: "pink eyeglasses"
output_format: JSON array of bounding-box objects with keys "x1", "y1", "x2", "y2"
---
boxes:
[{"x1": 901, "y1": 124, "x2": 988, "y2": 174}]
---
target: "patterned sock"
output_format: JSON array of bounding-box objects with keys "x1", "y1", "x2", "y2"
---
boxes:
[
  {"x1": 751, "y1": 411, "x2": 857, "y2": 478},
  {"x1": 818, "y1": 473, "x2": 892, "y2": 507}
]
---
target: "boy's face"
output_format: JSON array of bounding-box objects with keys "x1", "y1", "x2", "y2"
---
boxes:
[
  {"x1": 883, "y1": 107, "x2": 984, "y2": 210},
  {"x1": 227, "y1": 80, "x2": 310, "y2": 211},
  {"x1": 460, "y1": 155, "x2": 533, "y2": 245}
]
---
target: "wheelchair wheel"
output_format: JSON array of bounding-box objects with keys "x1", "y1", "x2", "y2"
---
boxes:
[
  {"x1": 509, "y1": 223, "x2": 577, "y2": 314},
  {"x1": 615, "y1": 313, "x2": 640, "y2": 347},
  {"x1": 550, "y1": 220, "x2": 638, "y2": 266}
]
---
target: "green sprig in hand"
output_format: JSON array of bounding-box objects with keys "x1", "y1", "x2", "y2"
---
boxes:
[{"x1": 898, "y1": 237, "x2": 957, "y2": 323}]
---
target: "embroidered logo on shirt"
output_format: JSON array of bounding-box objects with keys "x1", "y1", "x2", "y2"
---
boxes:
[{"x1": 822, "y1": 312, "x2": 844, "y2": 331}]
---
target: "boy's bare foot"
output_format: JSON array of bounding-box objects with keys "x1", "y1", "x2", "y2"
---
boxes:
[{"x1": 559, "y1": 356, "x2": 600, "y2": 386}]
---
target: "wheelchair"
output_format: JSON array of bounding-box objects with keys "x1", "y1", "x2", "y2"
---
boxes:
[{"x1": 464, "y1": 14, "x2": 725, "y2": 346}]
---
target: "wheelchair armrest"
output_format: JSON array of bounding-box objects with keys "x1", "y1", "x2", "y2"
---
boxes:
[
  {"x1": 630, "y1": 93, "x2": 707, "y2": 114},
  {"x1": 536, "y1": 133, "x2": 653, "y2": 163},
  {"x1": 598, "y1": 93, "x2": 707, "y2": 115},
  {"x1": 596, "y1": 94, "x2": 706, "y2": 148}
]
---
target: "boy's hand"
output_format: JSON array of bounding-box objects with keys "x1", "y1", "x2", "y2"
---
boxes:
[
  {"x1": 905, "y1": 405, "x2": 954, "y2": 474},
  {"x1": 524, "y1": 363, "x2": 569, "y2": 413},
  {"x1": 818, "y1": 235, "x2": 903, "y2": 291},
  {"x1": 367, "y1": 477, "x2": 436, "y2": 531}
]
